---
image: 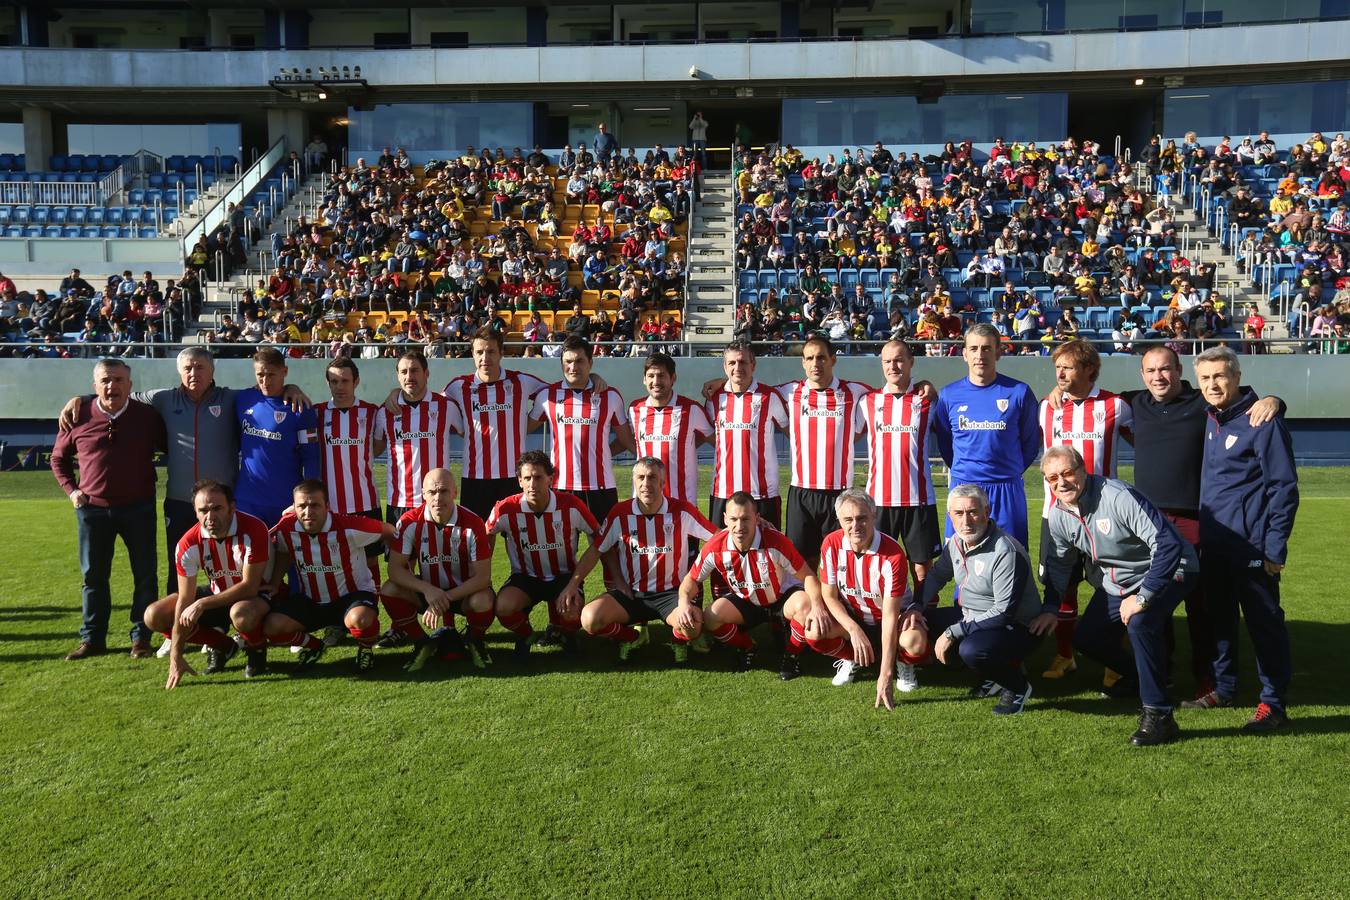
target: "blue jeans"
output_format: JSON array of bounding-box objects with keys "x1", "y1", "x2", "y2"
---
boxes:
[
  {"x1": 1074, "y1": 575, "x2": 1191, "y2": 711},
  {"x1": 925, "y1": 606, "x2": 1041, "y2": 693},
  {"x1": 76, "y1": 499, "x2": 158, "y2": 645}
]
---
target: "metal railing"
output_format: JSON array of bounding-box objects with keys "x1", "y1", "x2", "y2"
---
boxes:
[
  {"x1": 0, "y1": 335, "x2": 1323, "y2": 359},
  {"x1": 0, "y1": 180, "x2": 101, "y2": 205},
  {"x1": 178, "y1": 136, "x2": 288, "y2": 267}
]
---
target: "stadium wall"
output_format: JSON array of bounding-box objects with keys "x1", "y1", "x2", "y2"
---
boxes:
[{"x1": 2, "y1": 356, "x2": 1347, "y2": 466}]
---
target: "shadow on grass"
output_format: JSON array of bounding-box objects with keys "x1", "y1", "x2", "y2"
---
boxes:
[{"x1": 0, "y1": 608, "x2": 69, "y2": 620}]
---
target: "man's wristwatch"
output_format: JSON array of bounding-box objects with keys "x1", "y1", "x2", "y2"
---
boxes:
[{"x1": 1133, "y1": 595, "x2": 1150, "y2": 611}]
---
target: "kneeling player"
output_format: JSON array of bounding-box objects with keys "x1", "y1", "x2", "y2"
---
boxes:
[
  {"x1": 558, "y1": 457, "x2": 716, "y2": 664},
  {"x1": 146, "y1": 479, "x2": 272, "y2": 688},
  {"x1": 677, "y1": 492, "x2": 830, "y2": 676},
  {"x1": 911, "y1": 484, "x2": 1050, "y2": 715},
  {"x1": 382, "y1": 468, "x2": 495, "y2": 672},
  {"x1": 812, "y1": 489, "x2": 929, "y2": 709},
  {"x1": 488, "y1": 450, "x2": 601, "y2": 661},
  {"x1": 263, "y1": 480, "x2": 388, "y2": 674}
]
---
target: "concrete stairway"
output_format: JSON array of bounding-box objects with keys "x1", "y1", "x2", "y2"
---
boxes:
[
  {"x1": 1171, "y1": 203, "x2": 1288, "y2": 342},
  {"x1": 683, "y1": 172, "x2": 735, "y2": 355}
]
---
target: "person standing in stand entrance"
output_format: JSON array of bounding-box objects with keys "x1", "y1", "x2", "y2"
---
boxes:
[
  {"x1": 1194, "y1": 346, "x2": 1300, "y2": 734},
  {"x1": 50, "y1": 359, "x2": 166, "y2": 660}
]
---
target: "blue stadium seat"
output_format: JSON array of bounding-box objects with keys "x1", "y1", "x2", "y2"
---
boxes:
[
  {"x1": 81, "y1": 226, "x2": 101, "y2": 238},
  {"x1": 162, "y1": 206, "x2": 178, "y2": 223},
  {"x1": 22, "y1": 225, "x2": 42, "y2": 237},
  {"x1": 148, "y1": 173, "x2": 165, "y2": 188},
  {"x1": 127, "y1": 189, "x2": 145, "y2": 205},
  {"x1": 61, "y1": 226, "x2": 81, "y2": 238},
  {"x1": 101, "y1": 225, "x2": 121, "y2": 238},
  {"x1": 99, "y1": 155, "x2": 120, "y2": 172},
  {"x1": 167, "y1": 155, "x2": 187, "y2": 172},
  {"x1": 81, "y1": 156, "x2": 101, "y2": 172},
  {"x1": 60, "y1": 173, "x2": 80, "y2": 184},
  {"x1": 0, "y1": 154, "x2": 13, "y2": 171},
  {"x1": 4, "y1": 226, "x2": 22, "y2": 237},
  {"x1": 43, "y1": 225, "x2": 62, "y2": 237},
  {"x1": 0, "y1": 206, "x2": 9, "y2": 223},
  {"x1": 68, "y1": 207, "x2": 86, "y2": 224},
  {"x1": 86, "y1": 207, "x2": 104, "y2": 224},
  {"x1": 49, "y1": 207, "x2": 68, "y2": 224},
  {"x1": 29, "y1": 206, "x2": 49, "y2": 224},
  {"x1": 10, "y1": 205, "x2": 28, "y2": 224},
  {"x1": 219, "y1": 155, "x2": 239, "y2": 172},
  {"x1": 48, "y1": 153, "x2": 69, "y2": 171},
  {"x1": 105, "y1": 207, "x2": 126, "y2": 225}
]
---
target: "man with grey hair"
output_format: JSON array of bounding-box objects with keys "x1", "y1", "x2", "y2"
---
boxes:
[
  {"x1": 814, "y1": 488, "x2": 929, "y2": 708},
  {"x1": 914, "y1": 482, "x2": 1049, "y2": 715},
  {"x1": 1195, "y1": 346, "x2": 1299, "y2": 733},
  {"x1": 50, "y1": 359, "x2": 166, "y2": 660},
  {"x1": 59, "y1": 346, "x2": 308, "y2": 595},
  {"x1": 1041, "y1": 445, "x2": 1199, "y2": 746}
]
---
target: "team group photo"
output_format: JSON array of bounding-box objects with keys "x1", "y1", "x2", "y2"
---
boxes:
[{"x1": 3, "y1": 5, "x2": 1349, "y2": 893}]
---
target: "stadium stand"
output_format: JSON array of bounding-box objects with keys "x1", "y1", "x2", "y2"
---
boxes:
[{"x1": 200, "y1": 145, "x2": 692, "y2": 358}]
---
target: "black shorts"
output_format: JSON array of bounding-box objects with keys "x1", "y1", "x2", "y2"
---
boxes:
[
  {"x1": 724, "y1": 587, "x2": 800, "y2": 630},
  {"x1": 612, "y1": 589, "x2": 681, "y2": 623},
  {"x1": 785, "y1": 486, "x2": 840, "y2": 563},
  {"x1": 385, "y1": 505, "x2": 415, "y2": 526},
  {"x1": 571, "y1": 488, "x2": 618, "y2": 524},
  {"x1": 876, "y1": 504, "x2": 942, "y2": 563},
  {"x1": 272, "y1": 590, "x2": 377, "y2": 632},
  {"x1": 1038, "y1": 517, "x2": 1085, "y2": 584},
  {"x1": 501, "y1": 572, "x2": 573, "y2": 609},
  {"x1": 460, "y1": 476, "x2": 520, "y2": 521},
  {"x1": 189, "y1": 586, "x2": 264, "y2": 630},
  {"x1": 709, "y1": 494, "x2": 782, "y2": 531}
]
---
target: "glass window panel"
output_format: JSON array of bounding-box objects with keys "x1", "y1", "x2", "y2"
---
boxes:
[
  {"x1": 347, "y1": 103, "x2": 533, "y2": 163},
  {"x1": 782, "y1": 94, "x2": 1066, "y2": 151}
]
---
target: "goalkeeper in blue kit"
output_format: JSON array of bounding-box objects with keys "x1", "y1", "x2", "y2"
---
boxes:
[
  {"x1": 931, "y1": 324, "x2": 1042, "y2": 549},
  {"x1": 235, "y1": 348, "x2": 320, "y2": 527}
]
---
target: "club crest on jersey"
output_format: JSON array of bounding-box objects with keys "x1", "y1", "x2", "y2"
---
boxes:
[
  {"x1": 996, "y1": 398, "x2": 1010, "y2": 412},
  {"x1": 971, "y1": 560, "x2": 985, "y2": 576},
  {"x1": 1095, "y1": 518, "x2": 1112, "y2": 535},
  {"x1": 208, "y1": 405, "x2": 221, "y2": 418},
  {"x1": 1224, "y1": 435, "x2": 1238, "y2": 450},
  {"x1": 273, "y1": 410, "x2": 288, "y2": 424},
  {"x1": 1093, "y1": 406, "x2": 1106, "y2": 423}
]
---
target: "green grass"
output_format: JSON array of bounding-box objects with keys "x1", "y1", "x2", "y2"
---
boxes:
[{"x1": 1, "y1": 465, "x2": 1348, "y2": 897}]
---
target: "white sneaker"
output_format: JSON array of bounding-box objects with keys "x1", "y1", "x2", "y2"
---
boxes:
[
  {"x1": 831, "y1": 658, "x2": 857, "y2": 686},
  {"x1": 322, "y1": 625, "x2": 344, "y2": 647},
  {"x1": 156, "y1": 640, "x2": 172, "y2": 658},
  {"x1": 895, "y1": 662, "x2": 919, "y2": 693}
]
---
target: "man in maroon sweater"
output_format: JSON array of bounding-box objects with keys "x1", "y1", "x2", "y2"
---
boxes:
[{"x1": 50, "y1": 359, "x2": 166, "y2": 660}]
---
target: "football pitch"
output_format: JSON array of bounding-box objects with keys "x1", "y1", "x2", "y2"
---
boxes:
[{"x1": 1, "y1": 466, "x2": 1347, "y2": 897}]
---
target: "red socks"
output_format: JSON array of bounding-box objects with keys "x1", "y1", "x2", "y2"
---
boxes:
[
  {"x1": 1055, "y1": 594, "x2": 1079, "y2": 657},
  {"x1": 270, "y1": 630, "x2": 322, "y2": 650},
  {"x1": 547, "y1": 602, "x2": 580, "y2": 635},
  {"x1": 464, "y1": 606, "x2": 494, "y2": 640},
  {"x1": 806, "y1": 634, "x2": 853, "y2": 661},
  {"x1": 380, "y1": 594, "x2": 428, "y2": 641},
  {"x1": 498, "y1": 610, "x2": 533, "y2": 638},
  {"x1": 594, "y1": 621, "x2": 639, "y2": 642},
  {"x1": 348, "y1": 623, "x2": 380, "y2": 648},
  {"x1": 710, "y1": 622, "x2": 752, "y2": 650},
  {"x1": 787, "y1": 619, "x2": 806, "y2": 655},
  {"x1": 236, "y1": 627, "x2": 266, "y2": 649}
]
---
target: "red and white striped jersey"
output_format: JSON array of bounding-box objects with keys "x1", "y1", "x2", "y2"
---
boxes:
[
  {"x1": 819, "y1": 528, "x2": 910, "y2": 626},
  {"x1": 706, "y1": 381, "x2": 789, "y2": 500},
  {"x1": 175, "y1": 511, "x2": 271, "y2": 595},
  {"x1": 394, "y1": 503, "x2": 491, "y2": 590},
  {"x1": 691, "y1": 525, "x2": 806, "y2": 607},
  {"x1": 315, "y1": 400, "x2": 385, "y2": 514},
  {"x1": 487, "y1": 489, "x2": 600, "y2": 580},
  {"x1": 778, "y1": 378, "x2": 871, "y2": 491},
  {"x1": 628, "y1": 396, "x2": 714, "y2": 502},
  {"x1": 443, "y1": 370, "x2": 549, "y2": 480},
  {"x1": 855, "y1": 387, "x2": 937, "y2": 508},
  {"x1": 271, "y1": 512, "x2": 382, "y2": 604},
  {"x1": 381, "y1": 393, "x2": 463, "y2": 509},
  {"x1": 597, "y1": 497, "x2": 716, "y2": 594},
  {"x1": 530, "y1": 383, "x2": 628, "y2": 491},
  {"x1": 1038, "y1": 387, "x2": 1132, "y2": 516}
]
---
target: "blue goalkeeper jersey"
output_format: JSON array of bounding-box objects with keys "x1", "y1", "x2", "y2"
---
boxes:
[
  {"x1": 932, "y1": 374, "x2": 1042, "y2": 484},
  {"x1": 235, "y1": 388, "x2": 319, "y2": 522}
]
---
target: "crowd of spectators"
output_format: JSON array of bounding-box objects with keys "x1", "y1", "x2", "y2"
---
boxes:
[
  {"x1": 205, "y1": 137, "x2": 693, "y2": 359},
  {"x1": 1158, "y1": 129, "x2": 1350, "y2": 352},
  {"x1": 0, "y1": 265, "x2": 201, "y2": 359},
  {"x1": 731, "y1": 136, "x2": 1245, "y2": 356}
]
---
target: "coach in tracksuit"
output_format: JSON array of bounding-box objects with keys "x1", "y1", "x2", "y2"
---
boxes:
[
  {"x1": 916, "y1": 483, "x2": 1046, "y2": 716},
  {"x1": 1195, "y1": 347, "x2": 1299, "y2": 734},
  {"x1": 1041, "y1": 446, "x2": 1198, "y2": 747}
]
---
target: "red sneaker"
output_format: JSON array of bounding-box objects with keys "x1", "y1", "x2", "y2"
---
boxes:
[{"x1": 1241, "y1": 702, "x2": 1290, "y2": 734}]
